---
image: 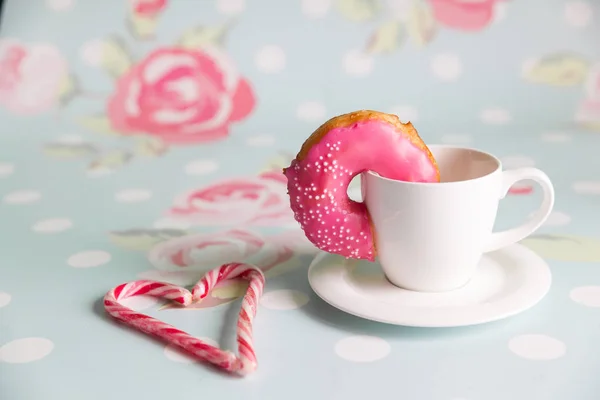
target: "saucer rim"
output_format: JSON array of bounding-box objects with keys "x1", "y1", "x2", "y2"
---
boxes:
[{"x1": 307, "y1": 243, "x2": 552, "y2": 328}]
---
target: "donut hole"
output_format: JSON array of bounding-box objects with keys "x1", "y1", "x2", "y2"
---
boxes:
[{"x1": 347, "y1": 174, "x2": 363, "y2": 202}]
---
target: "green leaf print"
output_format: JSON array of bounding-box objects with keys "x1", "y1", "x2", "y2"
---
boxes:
[
  {"x1": 134, "y1": 136, "x2": 169, "y2": 157},
  {"x1": 88, "y1": 150, "x2": 133, "y2": 172},
  {"x1": 406, "y1": 1, "x2": 437, "y2": 47},
  {"x1": 109, "y1": 228, "x2": 189, "y2": 251},
  {"x1": 97, "y1": 35, "x2": 134, "y2": 79},
  {"x1": 127, "y1": 13, "x2": 159, "y2": 40},
  {"x1": 77, "y1": 115, "x2": 122, "y2": 136},
  {"x1": 336, "y1": 0, "x2": 381, "y2": 22},
  {"x1": 43, "y1": 142, "x2": 99, "y2": 159},
  {"x1": 177, "y1": 22, "x2": 232, "y2": 50},
  {"x1": 523, "y1": 53, "x2": 589, "y2": 86},
  {"x1": 366, "y1": 20, "x2": 406, "y2": 54},
  {"x1": 56, "y1": 74, "x2": 80, "y2": 106},
  {"x1": 521, "y1": 234, "x2": 600, "y2": 263}
]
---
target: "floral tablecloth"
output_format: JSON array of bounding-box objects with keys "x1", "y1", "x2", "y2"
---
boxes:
[{"x1": 1, "y1": 0, "x2": 600, "y2": 399}]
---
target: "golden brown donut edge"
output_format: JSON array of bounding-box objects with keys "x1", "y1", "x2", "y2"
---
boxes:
[{"x1": 294, "y1": 109, "x2": 440, "y2": 182}]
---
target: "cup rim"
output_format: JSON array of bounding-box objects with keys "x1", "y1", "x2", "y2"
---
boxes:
[{"x1": 365, "y1": 144, "x2": 502, "y2": 186}]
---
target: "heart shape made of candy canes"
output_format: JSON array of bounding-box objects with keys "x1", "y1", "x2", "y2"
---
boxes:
[{"x1": 103, "y1": 262, "x2": 265, "y2": 376}]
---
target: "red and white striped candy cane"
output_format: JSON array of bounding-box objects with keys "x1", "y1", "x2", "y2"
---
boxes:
[{"x1": 103, "y1": 262, "x2": 265, "y2": 376}]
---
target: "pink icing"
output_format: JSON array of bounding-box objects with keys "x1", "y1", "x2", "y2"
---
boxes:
[{"x1": 284, "y1": 119, "x2": 438, "y2": 261}]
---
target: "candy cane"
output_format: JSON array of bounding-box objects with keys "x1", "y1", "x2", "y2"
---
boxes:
[{"x1": 103, "y1": 262, "x2": 265, "y2": 376}]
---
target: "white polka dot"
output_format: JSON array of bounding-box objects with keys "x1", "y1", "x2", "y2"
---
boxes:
[
  {"x1": 481, "y1": 108, "x2": 512, "y2": 124},
  {"x1": 67, "y1": 250, "x2": 111, "y2": 268},
  {"x1": 573, "y1": 181, "x2": 600, "y2": 195},
  {"x1": 3, "y1": 190, "x2": 41, "y2": 204},
  {"x1": 0, "y1": 292, "x2": 11, "y2": 308},
  {"x1": 32, "y1": 218, "x2": 73, "y2": 233},
  {"x1": 570, "y1": 286, "x2": 600, "y2": 307},
  {"x1": 508, "y1": 334, "x2": 566, "y2": 360},
  {"x1": 389, "y1": 105, "x2": 418, "y2": 122},
  {"x1": 80, "y1": 40, "x2": 105, "y2": 67},
  {"x1": 255, "y1": 45, "x2": 286, "y2": 74},
  {"x1": 246, "y1": 135, "x2": 276, "y2": 147},
  {"x1": 152, "y1": 218, "x2": 192, "y2": 230},
  {"x1": 114, "y1": 189, "x2": 152, "y2": 203},
  {"x1": 565, "y1": 1, "x2": 593, "y2": 28},
  {"x1": 0, "y1": 162, "x2": 14, "y2": 177},
  {"x1": 260, "y1": 290, "x2": 309, "y2": 310},
  {"x1": 184, "y1": 160, "x2": 219, "y2": 175},
  {"x1": 343, "y1": 49, "x2": 374, "y2": 77},
  {"x1": 302, "y1": 0, "x2": 332, "y2": 19},
  {"x1": 216, "y1": 0, "x2": 245, "y2": 15},
  {"x1": 46, "y1": 0, "x2": 74, "y2": 11},
  {"x1": 431, "y1": 53, "x2": 463, "y2": 81},
  {"x1": 296, "y1": 101, "x2": 327, "y2": 122},
  {"x1": 335, "y1": 335, "x2": 391, "y2": 363},
  {"x1": 164, "y1": 337, "x2": 219, "y2": 363},
  {"x1": 441, "y1": 134, "x2": 471, "y2": 144},
  {"x1": 500, "y1": 155, "x2": 535, "y2": 168},
  {"x1": 121, "y1": 295, "x2": 159, "y2": 311},
  {"x1": 0, "y1": 338, "x2": 54, "y2": 363},
  {"x1": 540, "y1": 132, "x2": 572, "y2": 143},
  {"x1": 542, "y1": 211, "x2": 572, "y2": 227}
]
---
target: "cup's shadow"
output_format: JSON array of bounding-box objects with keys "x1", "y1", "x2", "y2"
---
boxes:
[
  {"x1": 299, "y1": 293, "x2": 506, "y2": 339},
  {"x1": 290, "y1": 268, "x2": 534, "y2": 340}
]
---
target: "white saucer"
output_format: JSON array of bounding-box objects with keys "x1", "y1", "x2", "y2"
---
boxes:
[{"x1": 307, "y1": 244, "x2": 552, "y2": 328}]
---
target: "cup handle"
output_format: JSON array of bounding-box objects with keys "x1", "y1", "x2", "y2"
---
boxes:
[{"x1": 483, "y1": 167, "x2": 555, "y2": 253}]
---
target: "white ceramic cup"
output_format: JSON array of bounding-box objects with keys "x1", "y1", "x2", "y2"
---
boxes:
[{"x1": 362, "y1": 145, "x2": 555, "y2": 292}]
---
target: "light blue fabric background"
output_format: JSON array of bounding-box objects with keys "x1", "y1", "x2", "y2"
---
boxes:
[{"x1": 1, "y1": 0, "x2": 600, "y2": 399}]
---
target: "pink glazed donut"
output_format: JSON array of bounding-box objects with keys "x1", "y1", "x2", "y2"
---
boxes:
[{"x1": 283, "y1": 110, "x2": 440, "y2": 261}]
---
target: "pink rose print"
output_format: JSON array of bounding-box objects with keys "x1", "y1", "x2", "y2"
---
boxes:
[
  {"x1": 166, "y1": 171, "x2": 295, "y2": 227},
  {"x1": 149, "y1": 229, "x2": 293, "y2": 271},
  {"x1": 502, "y1": 156, "x2": 535, "y2": 195},
  {"x1": 144, "y1": 229, "x2": 309, "y2": 309},
  {"x1": 107, "y1": 46, "x2": 256, "y2": 145},
  {"x1": 508, "y1": 184, "x2": 533, "y2": 195},
  {"x1": 130, "y1": 0, "x2": 167, "y2": 17},
  {"x1": 575, "y1": 63, "x2": 600, "y2": 130},
  {"x1": 427, "y1": 0, "x2": 505, "y2": 31},
  {"x1": 0, "y1": 40, "x2": 68, "y2": 114}
]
